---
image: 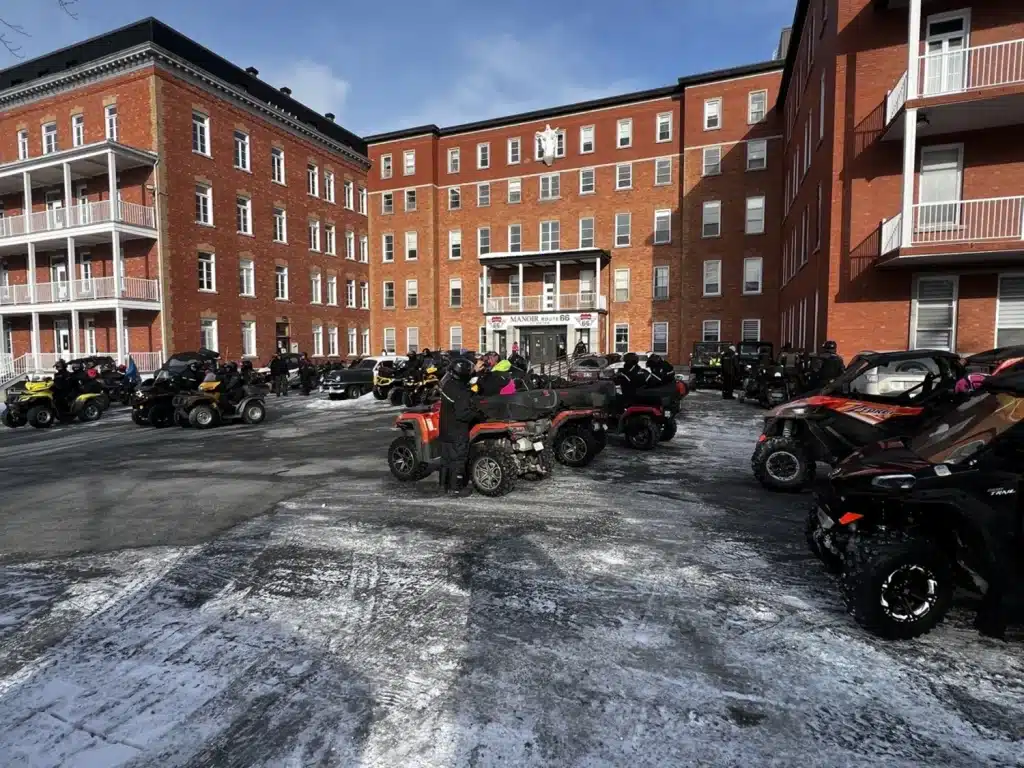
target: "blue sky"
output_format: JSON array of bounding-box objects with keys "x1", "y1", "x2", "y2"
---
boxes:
[{"x1": 7, "y1": 0, "x2": 795, "y2": 136}]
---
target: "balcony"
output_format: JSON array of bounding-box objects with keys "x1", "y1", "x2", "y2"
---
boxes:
[
  {"x1": 0, "y1": 276, "x2": 161, "y2": 308},
  {"x1": 0, "y1": 200, "x2": 155, "y2": 241},
  {"x1": 485, "y1": 293, "x2": 608, "y2": 313}
]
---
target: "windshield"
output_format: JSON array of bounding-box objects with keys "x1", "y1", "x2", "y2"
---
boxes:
[
  {"x1": 358, "y1": 358, "x2": 377, "y2": 369},
  {"x1": 826, "y1": 355, "x2": 952, "y2": 403},
  {"x1": 910, "y1": 392, "x2": 1024, "y2": 464}
]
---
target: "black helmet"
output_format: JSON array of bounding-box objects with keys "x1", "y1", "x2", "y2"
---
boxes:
[
  {"x1": 822, "y1": 340, "x2": 837, "y2": 353},
  {"x1": 241, "y1": 360, "x2": 253, "y2": 370},
  {"x1": 622, "y1": 352, "x2": 639, "y2": 369},
  {"x1": 70, "y1": 361, "x2": 84, "y2": 372},
  {"x1": 54, "y1": 359, "x2": 68, "y2": 372},
  {"x1": 225, "y1": 362, "x2": 238, "y2": 373},
  {"x1": 647, "y1": 353, "x2": 663, "y2": 368},
  {"x1": 449, "y1": 357, "x2": 473, "y2": 382}
]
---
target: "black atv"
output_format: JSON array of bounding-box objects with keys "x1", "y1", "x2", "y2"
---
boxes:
[
  {"x1": 688, "y1": 341, "x2": 731, "y2": 390},
  {"x1": 752, "y1": 350, "x2": 964, "y2": 492},
  {"x1": 131, "y1": 350, "x2": 217, "y2": 427},
  {"x1": 808, "y1": 370, "x2": 1024, "y2": 640}
]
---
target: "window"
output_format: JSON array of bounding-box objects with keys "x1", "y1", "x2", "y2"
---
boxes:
[
  {"x1": 360, "y1": 235, "x2": 368, "y2": 262},
  {"x1": 344, "y1": 230, "x2": 355, "y2": 260},
  {"x1": 449, "y1": 229, "x2": 462, "y2": 259},
  {"x1": 362, "y1": 329, "x2": 370, "y2": 356},
  {"x1": 652, "y1": 322, "x2": 669, "y2": 354},
  {"x1": 743, "y1": 257, "x2": 763, "y2": 294},
  {"x1": 271, "y1": 147, "x2": 285, "y2": 184},
  {"x1": 655, "y1": 157, "x2": 672, "y2": 185},
  {"x1": 614, "y1": 269, "x2": 630, "y2": 301},
  {"x1": 403, "y1": 149, "x2": 415, "y2": 175},
  {"x1": 16, "y1": 130, "x2": 28, "y2": 160},
  {"x1": 654, "y1": 266, "x2": 669, "y2": 300},
  {"x1": 383, "y1": 328, "x2": 396, "y2": 355},
  {"x1": 654, "y1": 209, "x2": 671, "y2": 244},
  {"x1": 615, "y1": 213, "x2": 631, "y2": 247},
  {"x1": 912, "y1": 276, "x2": 958, "y2": 350},
  {"x1": 273, "y1": 207, "x2": 287, "y2": 242},
  {"x1": 348, "y1": 328, "x2": 357, "y2": 356},
  {"x1": 745, "y1": 196, "x2": 766, "y2": 234},
  {"x1": 540, "y1": 173, "x2": 560, "y2": 200},
  {"x1": 801, "y1": 209, "x2": 809, "y2": 265},
  {"x1": 325, "y1": 224, "x2": 336, "y2": 255},
  {"x1": 327, "y1": 275, "x2": 338, "y2": 305},
  {"x1": 580, "y1": 125, "x2": 595, "y2": 153},
  {"x1": 477, "y1": 183, "x2": 491, "y2": 207},
  {"x1": 997, "y1": 275, "x2": 1024, "y2": 345},
  {"x1": 195, "y1": 185, "x2": 213, "y2": 226},
  {"x1": 702, "y1": 320, "x2": 721, "y2": 342},
  {"x1": 360, "y1": 282, "x2": 369, "y2": 309},
  {"x1": 324, "y1": 171, "x2": 336, "y2": 203},
  {"x1": 309, "y1": 220, "x2": 321, "y2": 251},
  {"x1": 508, "y1": 273, "x2": 521, "y2": 306},
  {"x1": 275, "y1": 265, "x2": 289, "y2": 300},
  {"x1": 312, "y1": 324, "x2": 324, "y2": 356},
  {"x1": 449, "y1": 278, "x2": 462, "y2": 308},
  {"x1": 507, "y1": 137, "x2": 521, "y2": 164},
  {"x1": 239, "y1": 258, "x2": 255, "y2": 296},
  {"x1": 703, "y1": 146, "x2": 721, "y2": 176},
  {"x1": 819, "y1": 72, "x2": 827, "y2": 143},
  {"x1": 381, "y1": 154, "x2": 392, "y2": 178},
  {"x1": 579, "y1": 217, "x2": 595, "y2": 248},
  {"x1": 478, "y1": 227, "x2": 491, "y2": 255},
  {"x1": 702, "y1": 201, "x2": 721, "y2": 237},
  {"x1": 71, "y1": 114, "x2": 84, "y2": 147},
  {"x1": 703, "y1": 260, "x2": 721, "y2": 296},
  {"x1": 198, "y1": 252, "x2": 216, "y2": 292},
  {"x1": 656, "y1": 112, "x2": 672, "y2": 142},
  {"x1": 200, "y1": 318, "x2": 218, "y2": 352},
  {"x1": 747, "y1": 139, "x2": 767, "y2": 171},
  {"x1": 741, "y1": 319, "x2": 761, "y2": 342},
  {"x1": 242, "y1": 321, "x2": 257, "y2": 357},
  {"x1": 614, "y1": 324, "x2": 629, "y2": 354},
  {"x1": 382, "y1": 233, "x2": 394, "y2": 262},
  {"x1": 617, "y1": 118, "x2": 632, "y2": 148},
  {"x1": 509, "y1": 224, "x2": 522, "y2": 253},
  {"x1": 450, "y1": 327, "x2": 463, "y2": 350},
  {"x1": 816, "y1": 182, "x2": 823, "y2": 249},
  {"x1": 233, "y1": 131, "x2": 250, "y2": 171},
  {"x1": 307, "y1": 164, "x2": 319, "y2": 197},
  {"x1": 477, "y1": 143, "x2": 490, "y2": 169},
  {"x1": 382, "y1": 192, "x2": 394, "y2": 214},
  {"x1": 704, "y1": 98, "x2": 722, "y2": 130},
  {"x1": 399, "y1": 189, "x2": 415, "y2": 213},
  {"x1": 359, "y1": 187, "x2": 367, "y2": 214},
  {"x1": 478, "y1": 274, "x2": 491, "y2": 306},
  {"x1": 406, "y1": 279, "x2": 419, "y2": 308},
  {"x1": 574, "y1": 168, "x2": 595, "y2": 195},
  {"x1": 192, "y1": 112, "x2": 210, "y2": 155},
  {"x1": 104, "y1": 105, "x2": 118, "y2": 141},
  {"x1": 448, "y1": 148, "x2": 461, "y2": 173},
  {"x1": 616, "y1": 163, "x2": 632, "y2": 190},
  {"x1": 507, "y1": 178, "x2": 522, "y2": 204},
  {"x1": 328, "y1": 326, "x2": 339, "y2": 356},
  {"x1": 403, "y1": 327, "x2": 419, "y2": 354},
  {"x1": 309, "y1": 272, "x2": 321, "y2": 305},
  {"x1": 449, "y1": 187, "x2": 461, "y2": 210},
  {"x1": 42, "y1": 123, "x2": 57, "y2": 155},
  {"x1": 405, "y1": 231, "x2": 418, "y2": 260},
  {"x1": 540, "y1": 220, "x2": 560, "y2": 251},
  {"x1": 748, "y1": 90, "x2": 768, "y2": 123},
  {"x1": 804, "y1": 120, "x2": 812, "y2": 175},
  {"x1": 236, "y1": 196, "x2": 252, "y2": 235}
]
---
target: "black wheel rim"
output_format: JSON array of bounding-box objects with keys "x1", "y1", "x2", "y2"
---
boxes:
[
  {"x1": 880, "y1": 564, "x2": 939, "y2": 622},
  {"x1": 765, "y1": 451, "x2": 800, "y2": 482},
  {"x1": 560, "y1": 435, "x2": 588, "y2": 463},
  {"x1": 392, "y1": 445, "x2": 414, "y2": 475}
]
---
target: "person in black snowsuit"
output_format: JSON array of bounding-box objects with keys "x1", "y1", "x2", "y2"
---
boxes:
[
  {"x1": 614, "y1": 352, "x2": 652, "y2": 399},
  {"x1": 572, "y1": 340, "x2": 588, "y2": 357},
  {"x1": 721, "y1": 346, "x2": 737, "y2": 399},
  {"x1": 645, "y1": 354, "x2": 675, "y2": 384},
  {"x1": 438, "y1": 357, "x2": 482, "y2": 497},
  {"x1": 269, "y1": 354, "x2": 289, "y2": 397},
  {"x1": 298, "y1": 354, "x2": 316, "y2": 395},
  {"x1": 51, "y1": 360, "x2": 73, "y2": 412},
  {"x1": 507, "y1": 349, "x2": 527, "y2": 371},
  {"x1": 817, "y1": 340, "x2": 845, "y2": 386}
]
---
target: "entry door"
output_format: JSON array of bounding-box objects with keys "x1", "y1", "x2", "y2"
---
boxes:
[
  {"x1": 918, "y1": 146, "x2": 962, "y2": 230},
  {"x1": 579, "y1": 269, "x2": 595, "y2": 308},
  {"x1": 46, "y1": 191, "x2": 65, "y2": 229},
  {"x1": 543, "y1": 272, "x2": 556, "y2": 310},
  {"x1": 51, "y1": 257, "x2": 70, "y2": 301},
  {"x1": 77, "y1": 184, "x2": 90, "y2": 225},
  {"x1": 79, "y1": 254, "x2": 93, "y2": 296},
  {"x1": 54, "y1": 319, "x2": 71, "y2": 356},
  {"x1": 923, "y1": 14, "x2": 968, "y2": 96},
  {"x1": 84, "y1": 317, "x2": 97, "y2": 354}
]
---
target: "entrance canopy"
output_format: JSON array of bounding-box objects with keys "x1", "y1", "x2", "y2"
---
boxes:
[{"x1": 479, "y1": 246, "x2": 610, "y2": 269}]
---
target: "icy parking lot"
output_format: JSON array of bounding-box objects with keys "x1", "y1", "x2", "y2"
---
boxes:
[{"x1": 0, "y1": 392, "x2": 1022, "y2": 767}]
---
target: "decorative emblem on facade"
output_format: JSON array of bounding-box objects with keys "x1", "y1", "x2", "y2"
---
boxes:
[{"x1": 535, "y1": 124, "x2": 559, "y2": 166}]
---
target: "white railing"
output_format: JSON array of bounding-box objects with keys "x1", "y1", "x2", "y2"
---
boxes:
[
  {"x1": 130, "y1": 351, "x2": 164, "y2": 373},
  {"x1": 0, "y1": 353, "x2": 29, "y2": 386},
  {"x1": 881, "y1": 213, "x2": 903, "y2": 255},
  {"x1": 912, "y1": 196, "x2": 1024, "y2": 245},
  {"x1": 0, "y1": 200, "x2": 155, "y2": 241},
  {"x1": 0, "y1": 276, "x2": 159, "y2": 306},
  {"x1": 919, "y1": 38, "x2": 1024, "y2": 99},
  {"x1": 485, "y1": 293, "x2": 607, "y2": 313},
  {"x1": 886, "y1": 70, "x2": 909, "y2": 125}
]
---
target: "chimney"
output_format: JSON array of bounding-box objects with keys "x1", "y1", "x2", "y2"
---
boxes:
[
  {"x1": 325, "y1": 112, "x2": 335, "y2": 121},
  {"x1": 280, "y1": 86, "x2": 292, "y2": 96},
  {"x1": 245, "y1": 66, "x2": 259, "y2": 76}
]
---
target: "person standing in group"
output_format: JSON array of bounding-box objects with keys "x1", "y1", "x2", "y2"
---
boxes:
[
  {"x1": 721, "y1": 346, "x2": 737, "y2": 399},
  {"x1": 438, "y1": 357, "x2": 482, "y2": 497},
  {"x1": 269, "y1": 353, "x2": 289, "y2": 397}
]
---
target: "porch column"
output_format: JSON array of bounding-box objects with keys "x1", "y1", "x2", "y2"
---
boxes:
[
  {"x1": 482, "y1": 263, "x2": 488, "y2": 311},
  {"x1": 30, "y1": 311, "x2": 40, "y2": 370},
  {"x1": 594, "y1": 255, "x2": 601, "y2": 308},
  {"x1": 62, "y1": 162, "x2": 73, "y2": 223},
  {"x1": 22, "y1": 171, "x2": 32, "y2": 234},
  {"x1": 107, "y1": 150, "x2": 118, "y2": 222},
  {"x1": 555, "y1": 259, "x2": 561, "y2": 310},
  {"x1": 0, "y1": 314, "x2": 5, "y2": 354},
  {"x1": 112, "y1": 229, "x2": 123, "y2": 297},
  {"x1": 900, "y1": 108, "x2": 918, "y2": 249},
  {"x1": 517, "y1": 263, "x2": 524, "y2": 310},
  {"x1": 66, "y1": 236, "x2": 76, "y2": 301},
  {"x1": 906, "y1": 0, "x2": 922, "y2": 100},
  {"x1": 115, "y1": 307, "x2": 125, "y2": 364},
  {"x1": 70, "y1": 309, "x2": 80, "y2": 356},
  {"x1": 26, "y1": 242, "x2": 37, "y2": 303}
]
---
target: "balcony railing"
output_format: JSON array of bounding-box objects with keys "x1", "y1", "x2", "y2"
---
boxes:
[
  {"x1": 912, "y1": 196, "x2": 1024, "y2": 246},
  {"x1": 881, "y1": 213, "x2": 903, "y2": 255},
  {"x1": 919, "y1": 38, "x2": 1024, "y2": 99},
  {"x1": 0, "y1": 200, "x2": 155, "y2": 240},
  {"x1": 0, "y1": 276, "x2": 161, "y2": 307},
  {"x1": 485, "y1": 293, "x2": 607, "y2": 313},
  {"x1": 886, "y1": 71, "x2": 909, "y2": 125}
]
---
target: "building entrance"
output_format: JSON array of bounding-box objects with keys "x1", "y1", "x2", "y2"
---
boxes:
[{"x1": 520, "y1": 326, "x2": 566, "y2": 364}]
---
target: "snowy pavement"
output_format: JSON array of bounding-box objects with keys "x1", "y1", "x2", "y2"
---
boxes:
[{"x1": 0, "y1": 392, "x2": 1022, "y2": 767}]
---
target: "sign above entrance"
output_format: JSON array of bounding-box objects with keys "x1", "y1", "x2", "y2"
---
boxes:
[{"x1": 488, "y1": 312, "x2": 597, "y2": 330}]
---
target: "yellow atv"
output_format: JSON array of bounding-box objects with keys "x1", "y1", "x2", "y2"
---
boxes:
[
  {"x1": 172, "y1": 380, "x2": 267, "y2": 429},
  {"x1": 3, "y1": 380, "x2": 104, "y2": 429}
]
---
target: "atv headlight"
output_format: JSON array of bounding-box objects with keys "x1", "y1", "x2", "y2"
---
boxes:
[
  {"x1": 871, "y1": 473, "x2": 916, "y2": 490},
  {"x1": 788, "y1": 406, "x2": 808, "y2": 416}
]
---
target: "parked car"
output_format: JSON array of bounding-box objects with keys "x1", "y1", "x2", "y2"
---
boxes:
[{"x1": 322, "y1": 355, "x2": 406, "y2": 400}]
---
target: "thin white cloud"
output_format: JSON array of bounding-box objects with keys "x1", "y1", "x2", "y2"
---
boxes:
[{"x1": 263, "y1": 59, "x2": 351, "y2": 118}]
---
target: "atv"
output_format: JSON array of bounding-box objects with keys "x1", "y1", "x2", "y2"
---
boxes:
[
  {"x1": 3, "y1": 380, "x2": 104, "y2": 428},
  {"x1": 605, "y1": 379, "x2": 687, "y2": 450},
  {"x1": 545, "y1": 379, "x2": 616, "y2": 467},
  {"x1": 752, "y1": 350, "x2": 964, "y2": 492},
  {"x1": 808, "y1": 370, "x2": 1024, "y2": 640},
  {"x1": 172, "y1": 381, "x2": 267, "y2": 428},
  {"x1": 689, "y1": 341, "x2": 731, "y2": 390},
  {"x1": 131, "y1": 350, "x2": 217, "y2": 427},
  {"x1": 387, "y1": 388, "x2": 559, "y2": 497}
]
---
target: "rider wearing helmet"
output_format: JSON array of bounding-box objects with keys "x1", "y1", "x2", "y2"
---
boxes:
[
  {"x1": 645, "y1": 353, "x2": 675, "y2": 384},
  {"x1": 818, "y1": 340, "x2": 845, "y2": 387},
  {"x1": 439, "y1": 356, "x2": 483, "y2": 497},
  {"x1": 614, "y1": 352, "x2": 651, "y2": 397}
]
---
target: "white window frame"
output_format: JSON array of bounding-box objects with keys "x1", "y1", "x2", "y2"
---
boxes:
[
  {"x1": 703, "y1": 260, "x2": 722, "y2": 297},
  {"x1": 343, "y1": 279, "x2": 354, "y2": 308},
  {"x1": 239, "y1": 258, "x2": 255, "y2": 297},
  {"x1": 104, "y1": 105, "x2": 118, "y2": 141},
  {"x1": 615, "y1": 213, "x2": 631, "y2": 247},
  {"x1": 309, "y1": 219, "x2": 321, "y2": 252},
  {"x1": 406, "y1": 278, "x2": 419, "y2": 309},
  {"x1": 540, "y1": 220, "x2": 560, "y2": 251},
  {"x1": 348, "y1": 328, "x2": 357, "y2": 356},
  {"x1": 996, "y1": 273, "x2": 1024, "y2": 347},
  {"x1": 381, "y1": 153, "x2": 392, "y2": 179},
  {"x1": 360, "y1": 281, "x2": 369, "y2": 309},
  {"x1": 614, "y1": 268, "x2": 630, "y2": 302},
  {"x1": 702, "y1": 320, "x2": 721, "y2": 342},
  {"x1": 344, "y1": 178, "x2": 355, "y2": 209},
  {"x1": 478, "y1": 226, "x2": 491, "y2": 256},
  {"x1": 16, "y1": 129, "x2": 28, "y2": 160},
  {"x1": 192, "y1": 111, "x2": 210, "y2": 156},
  {"x1": 448, "y1": 187, "x2": 461, "y2": 210},
  {"x1": 616, "y1": 118, "x2": 632, "y2": 148},
  {"x1": 540, "y1": 173, "x2": 560, "y2": 200},
  {"x1": 653, "y1": 265, "x2": 670, "y2": 300},
  {"x1": 312, "y1": 324, "x2": 324, "y2": 357},
  {"x1": 271, "y1": 147, "x2": 286, "y2": 184},
  {"x1": 614, "y1": 323, "x2": 630, "y2": 354},
  {"x1": 198, "y1": 252, "x2": 216, "y2": 292},
  {"x1": 656, "y1": 112, "x2": 672, "y2": 143},
  {"x1": 507, "y1": 137, "x2": 521, "y2": 164},
  {"x1": 615, "y1": 163, "x2": 632, "y2": 190},
  {"x1": 449, "y1": 277, "x2": 463, "y2": 308},
  {"x1": 477, "y1": 142, "x2": 490, "y2": 169},
  {"x1": 42, "y1": 122, "x2": 57, "y2": 155},
  {"x1": 403, "y1": 149, "x2": 415, "y2": 175},
  {"x1": 743, "y1": 257, "x2": 763, "y2": 295},
  {"x1": 325, "y1": 171, "x2": 336, "y2": 203},
  {"x1": 275, "y1": 265, "x2": 289, "y2": 300},
  {"x1": 748, "y1": 90, "x2": 768, "y2": 124},
  {"x1": 702, "y1": 201, "x2": 722, "y2": 238},
  {"x1": 359, "y1": 186, "x2": 367, "y2": 214},
  {"x1": 383, "y1": 328, "x2": 397, "y2": 354},
  {"x1": 71, "y1": 114, "x2": 85, "y2": 148},
  {"x1": 655, "y1": 157, "x2": 672, "y2": 186},
  {"x1": 579, "y1": 217, "x2": 595, "y2": 249},
  {"x1": 449, "y1": 229, "x2": 462, "y2": 260},
  {"x1": 273, "y1": 207, "x2": 287, "y2": 242},
  {"x1": 450, "y1": 326, "x2": 463, "y2": 351},
  {"x1": 200, "y1": 318, "x2": 219, "y2": 352},
  {"x1": 327, "y1": 275, "x2": 338, "y2": 306},
  {"x1": 580, "y1": 125, "x2": 595, "y2": 153},
  {"x1": 328, "y1": 326, "x2": 339, "y2": 357},
  {"x1": 405, "y1": 230, "x2": 418, "y2": 261},
  {"x1": 307, "y1": 164, "x2": 320, "y2": 197},
  {"x1": 360, "y1": 235, "x2": 368, "y2": 263},
  {"x1": 195, "y1": 184, "x2": 213, "y2": 226},
  {"x1": 747, "y1": 139, "x2": 767, "y2": 171},
  {"x1": 745, "y1": 196, "x2": 766, "y2": 235},
  {"x1": 654, "y1": 209, "x2": 671, "y2": 245},
  {"x1": 507, "y1": 178, "x2": 522, "y2": 204},
  {"x1": 702, "y1": 146, "x2": 721, "y2": 176},
  {"x1": 325, "y1": 224, "x2": 337, "y2": 256},
  {"x1": 448, "y1": 147, "x2": 461, "y2": 173},
  {"x1": 404, "y1": 188, "x2": 417, "y2": 212},
  {"x1": 382, "y1": 233, "x2": 394, "y2": 263},
  {"x1": 407, "y1": 327, "x2": 420, "y2": 354},
  {"x1": 362, "y1": 329, "x2": 370, "y2": 356},
  {"x1": 236, "y1": 196, "x2": 252, "y2": 235},
  {"x1": 741, "y1": 319, "x2": 762, "y2": 343},
  {"x1": 508, "y1": 224, "x2": 522, "y2": 253},
  {"x1": 704, "y1": 98, "x2": 722, "y2": 130},
  {"x1": 652, "y1": 322, "x2": 669, "y2": 355},
  {"x1": 233, "y1": 131, "x2": 250, "y2": 171},
  {"x1": 242, "y1": 320, "x2": 257, "y2": 357},
  {"x1": 910, "y1": 274, "x2": 959, "y2": 351},
  {"x1": 477, "y1": 182, "x2": 491, "y2": 207},
  {"x1": 579, "y1": 168, "x2": 595, "y2": 195},
  {"x1": 381, "y1": 192, "x2": 394, "y2": 214}
]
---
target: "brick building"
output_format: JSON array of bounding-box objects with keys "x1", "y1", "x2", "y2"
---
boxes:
[{"x1": 0, "y1": 18, "x2": 371, "y2": 375}]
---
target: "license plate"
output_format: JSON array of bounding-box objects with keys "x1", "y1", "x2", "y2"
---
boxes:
[
  {"x1": 817, "y1": 507, "x2": 834, "y2": 530},
  {"x1": 533, "y1": 441, "x2": 544, "y2": 452}
]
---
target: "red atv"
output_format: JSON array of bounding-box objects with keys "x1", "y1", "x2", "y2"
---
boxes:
[
  {"x1": 605, "y1": 380, "x2": 687, "y2": 450},
  {"x1": 545, "y1": 379, "x2": 617, "y2": 467},
  {"x1": 387, "y1": 389, "x2": 559, "y2": 497}
]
